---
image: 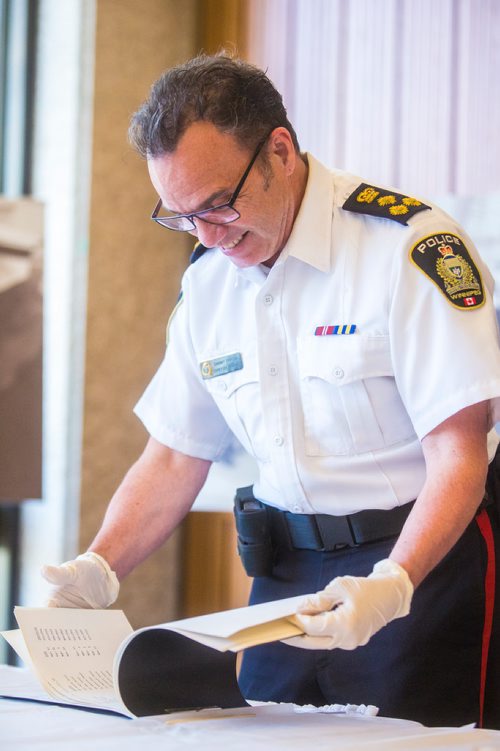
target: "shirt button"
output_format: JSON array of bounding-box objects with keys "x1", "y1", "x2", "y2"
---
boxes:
[
  {"x1": 273, "y1": 435, "x2": 284, "y2": 446},
  {"x1": 268, "y1": 365, "x2": 278, "y2": 376},
  {"x1": 292, "y1": 504, "x2": 303, "y2": 513},
  {"x1": 218, "y1": 381, "x2": 228, "y2": 392},
  {"x1": 264, "y1": 294, "x2": 274, "y2": 306},
  {"x1": 333, "y1": 367, "x2": 344, "y2": 379}
]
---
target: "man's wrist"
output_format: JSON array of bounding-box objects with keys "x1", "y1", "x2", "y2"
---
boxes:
[{"x1": 373, "y1": 558, "x2": 414, "y2": 617}]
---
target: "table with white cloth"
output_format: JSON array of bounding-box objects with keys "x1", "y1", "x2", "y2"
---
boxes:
[{"x1": 1, "y1": 666, "x2": 500, "y2": 751}]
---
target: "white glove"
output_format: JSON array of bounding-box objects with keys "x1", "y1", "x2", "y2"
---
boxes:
[
  {"x1": 41, "y1": 552, "x2": 120, "y2": 609},
  {"x1": 284, "y1": 559, "x2": 413, "y2": 651}
]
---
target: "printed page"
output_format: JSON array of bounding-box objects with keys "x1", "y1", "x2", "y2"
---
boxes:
[
  {"x1": 1, "y1": 628, "x2": 34, "y2": 666},
  {"x1": 138, "y1": 594, "x2": 307, "y2": 652},
  {"x1": 171, "y1": 615, "x2": 303, "y2": 651},
  {"x1": 12, "y1": 607, "x2": 133, "y2": 715}
]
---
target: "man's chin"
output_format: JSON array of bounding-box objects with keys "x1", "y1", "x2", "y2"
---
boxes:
[
  {"x1": 219, "y1": 236, "x2": 255, "y2": 267},
  {"x1": 220, "y1": 242, "x2": 280, "y2": 269}
]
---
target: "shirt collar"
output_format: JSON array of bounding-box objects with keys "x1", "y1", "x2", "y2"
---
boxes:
[
  {"x1": 233, "y1": 153, "x2": 334, "y2": 287},
  {"x1": 280, "y1": 153, "x2": 334, "y2": 273}
]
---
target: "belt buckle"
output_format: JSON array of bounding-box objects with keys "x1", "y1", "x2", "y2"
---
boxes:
[{"x1": 315, "y1": 514, "x2": 357, "y2": 550}]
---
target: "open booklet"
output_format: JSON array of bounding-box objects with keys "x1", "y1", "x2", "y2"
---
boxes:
[{"x1": 0, "y1": 595, "x2": 305, "y2": 718}]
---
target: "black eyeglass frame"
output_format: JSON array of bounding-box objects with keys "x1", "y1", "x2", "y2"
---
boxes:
[{"x1": 151, "y1": 132, "x2": 271, "y2": 232}]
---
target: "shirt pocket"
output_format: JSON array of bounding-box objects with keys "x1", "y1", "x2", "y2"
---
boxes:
[
  {"x1": 201, "y1": 347, "x2": 269, "y2": 462},
  {"x1": 297, "y1": 334, "x2": 414, "y2": 456}
]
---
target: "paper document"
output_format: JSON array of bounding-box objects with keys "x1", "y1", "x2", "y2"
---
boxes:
[
  {"x1": 3, "y1": 608, "x2": 134, "y2": 715},
  {"x1": 1, "y1": 596, "x2": 305, "y2": 717},
  {"x1": 140, "y1": 595, "x2": 305, "y2": 651}
]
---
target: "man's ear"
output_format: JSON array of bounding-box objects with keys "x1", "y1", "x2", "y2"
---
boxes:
[{"x1": 269, "y1": 127, "x2": 297, "y2": 174}]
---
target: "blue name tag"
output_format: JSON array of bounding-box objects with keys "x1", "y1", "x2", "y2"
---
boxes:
[{"x1": 200, "y1": 352, "x2": 243, "y2": 379}]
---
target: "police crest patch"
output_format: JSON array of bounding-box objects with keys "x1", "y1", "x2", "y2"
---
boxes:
[
  {"x1": 409, "y1": 233, "x2": 484, "y2": 310},
  {"x1": 343, "y1": 183, "x2": 431, "y2": 225}
]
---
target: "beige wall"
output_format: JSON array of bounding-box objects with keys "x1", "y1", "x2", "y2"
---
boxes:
[{"x1": 80, "y1": 0, "x2": 197, "y2": 628}]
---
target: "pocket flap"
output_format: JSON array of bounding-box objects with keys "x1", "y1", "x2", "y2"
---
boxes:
[{"x1": 298, "y1": 334, "x2": 393, "y2": 385}]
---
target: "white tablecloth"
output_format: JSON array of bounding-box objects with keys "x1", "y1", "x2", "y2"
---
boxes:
[{"x1": 1, "y1": 666, "x2": 499, "y2": 751}]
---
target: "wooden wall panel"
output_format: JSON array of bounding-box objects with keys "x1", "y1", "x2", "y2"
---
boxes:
[
  {"x1": 182, "y1": 512, "x2": 252, "y2": 617},
  {"x1": 80, "y1": 0, "x2": 197, "y2": 629},
  {"x1": 199, "y1": 0, "x2": 248, "y2": 56}
]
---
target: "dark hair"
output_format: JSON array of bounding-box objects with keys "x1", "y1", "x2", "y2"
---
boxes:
[{"x1": 128, "y1": 53, "x2": 300, "y2": 158}]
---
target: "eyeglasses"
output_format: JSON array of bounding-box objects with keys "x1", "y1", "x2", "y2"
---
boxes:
[{"x1": 151, "y1": 133, "x2": 270, "y2": 232}]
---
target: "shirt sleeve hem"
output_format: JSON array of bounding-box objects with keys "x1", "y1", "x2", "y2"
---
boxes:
[
  {"x1": 412, "y1": 383, "x2": 500, "y2": 440},
  {"x1": 133, "y1": 406, "x2": 230, "y2": 462}
]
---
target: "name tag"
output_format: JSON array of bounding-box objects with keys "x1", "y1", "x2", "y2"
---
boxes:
[{"x1": 200, "y1": 352, "x2": 243, "y2": 379}]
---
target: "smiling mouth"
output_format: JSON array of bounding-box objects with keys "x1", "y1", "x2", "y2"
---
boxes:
[{"x1": 221, "y1": 232, "x2": 247, "y2": 251}]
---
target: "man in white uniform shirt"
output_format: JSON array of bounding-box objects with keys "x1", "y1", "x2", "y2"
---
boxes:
[{"x1": 42, "y1": 54, "x2": 500, "y2": 728}]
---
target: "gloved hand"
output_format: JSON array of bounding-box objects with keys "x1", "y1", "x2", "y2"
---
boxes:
[
  {"x1": 284, "y1": 559, "x2": 413, "y2": 651},
  {"x1": 41, "y1": 552, "x2": 120, "y2": 609}
]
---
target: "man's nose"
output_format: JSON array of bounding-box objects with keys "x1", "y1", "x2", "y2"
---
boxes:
[{"x1": 190, "y1": 218, "x2": 227, "y2": 248}]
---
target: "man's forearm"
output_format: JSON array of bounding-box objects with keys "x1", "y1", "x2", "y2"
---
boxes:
[
  {"x1": 88, "y1": 437, "x2": 211, "y2": 580},
  {"x1": 389, "y1": 402, "x2": 489, "y2": 588}
]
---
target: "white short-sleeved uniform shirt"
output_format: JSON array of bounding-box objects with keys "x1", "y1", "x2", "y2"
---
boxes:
[{"x1": 135, "y1": 154, "x2": 500, "y2": 515}]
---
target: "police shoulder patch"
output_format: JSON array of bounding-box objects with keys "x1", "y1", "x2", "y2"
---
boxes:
[
  {"x1": 343, "y1": 183, "x2": 431, "y2": 225},
  {"x1": 409, "y1": 233, "x2": 484, "y2": 310}
]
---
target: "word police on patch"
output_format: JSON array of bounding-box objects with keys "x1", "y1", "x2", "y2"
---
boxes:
[
  {"x1": 409, "y1": 233, "x2": 484, "y2": 310},
  {"x1": 200, "y1": 352, "x2": 244, "y2": 379},
  {"x1": 343, "y1": 183, "x2": 431, "y2": 225}
]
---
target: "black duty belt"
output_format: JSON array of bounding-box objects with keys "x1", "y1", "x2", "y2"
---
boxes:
[
  {"x1": 235, "y1": 464, "x2": 497, "y2": 576},
  {"x1": 265, "y1": 501, "x2": 415, "y2": 551}
]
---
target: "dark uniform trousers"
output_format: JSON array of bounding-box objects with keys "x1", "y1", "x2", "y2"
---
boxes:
[{"x1": 238, "y1": 502, "x2": 500, "y2": 729}]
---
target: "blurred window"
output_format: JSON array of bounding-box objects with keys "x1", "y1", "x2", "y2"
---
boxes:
[{"x1": 0, "y1": 0, "x2": 38, "y2": 196}]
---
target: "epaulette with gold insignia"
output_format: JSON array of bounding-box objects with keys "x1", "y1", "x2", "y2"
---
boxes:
[{"x1": 343, "y1": 183, "x2": 431, "y2": 225}]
